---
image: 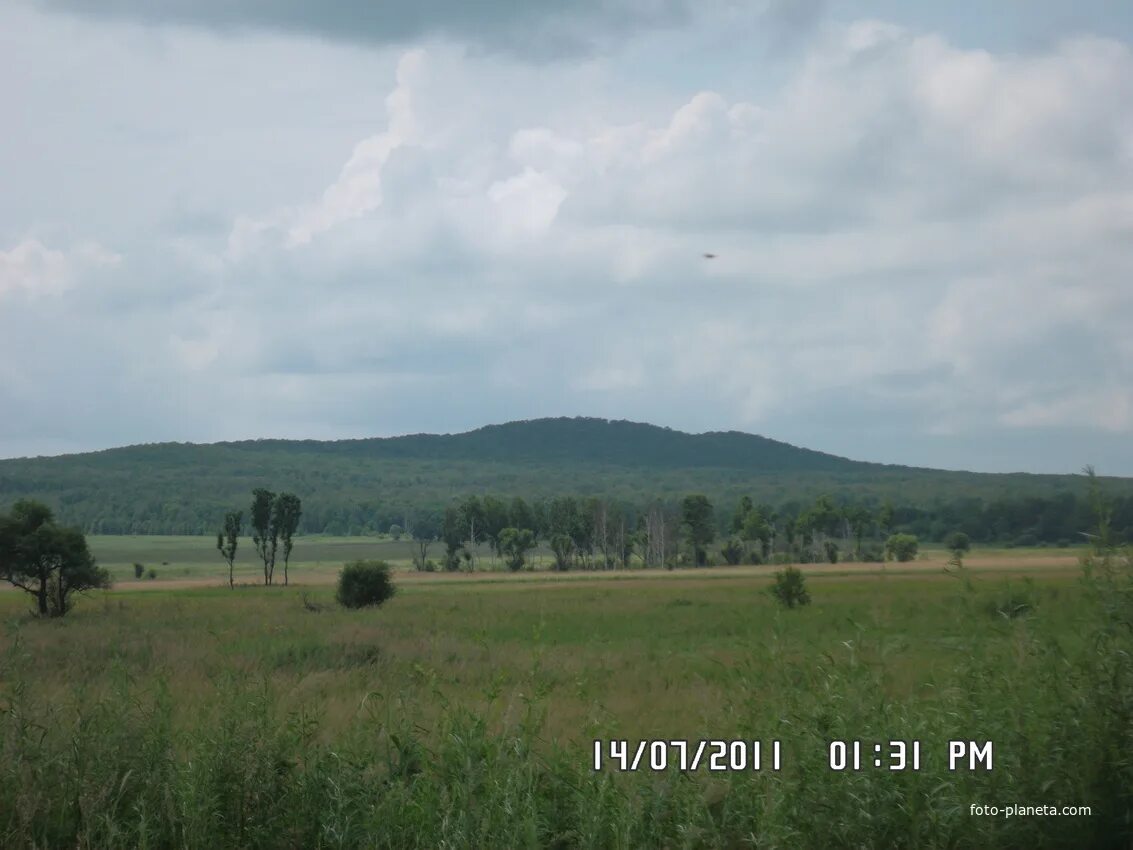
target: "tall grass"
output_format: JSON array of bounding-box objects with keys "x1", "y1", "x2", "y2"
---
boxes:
[{"x1": 0, "y1": 556, "x2": 1130, "y2": 847}]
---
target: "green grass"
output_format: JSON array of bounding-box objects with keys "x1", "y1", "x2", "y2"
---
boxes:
[
  {"x1": 0, "y1": 551, "x2": 1129, "y2": 848},
  {"x1": 87, "y1": 535, "x2": 422, "y2": 582},
  {"x1": 87, "y1": 534, "x2": 1085, "y2": 585}
]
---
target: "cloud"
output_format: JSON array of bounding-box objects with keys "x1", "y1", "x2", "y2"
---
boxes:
[
  {"x1": 209, "y1": 23, "x2": 1133, "y2": 448},
  {"x1": 0, "y1": 239, "x2": 120, "y2": 300},
  {"x1": 23, "y1": 0, "x2": 694, "y2": 58},
  {"x1": 2, "y1": 7, "x2": 1133, "y2": 474}
]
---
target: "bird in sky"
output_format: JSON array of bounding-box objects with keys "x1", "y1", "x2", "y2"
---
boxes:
[{"x1": 702, "y1": 253, "x2": 717, "y2": 259}]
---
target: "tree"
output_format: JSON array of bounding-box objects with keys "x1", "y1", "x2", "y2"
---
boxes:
[
  {"x1": 770, "y1": 566, "x2": 811, "y2": 609},
  {"x1": 945, "y1": 531, "x2": 971, "y2": 557},
  {"x1": 336, "y1": 560, "x2": 396, "y2": 609},
  {"x1": 592, "y1": 498, "x2": 611, "y2": 569},
  {"x1": 878, "y1": 500, "x2": 895, "y2": 537},
  {"x1": 274, "y1": 493, "x2": 302, "y2": 587},
  {"x1": 411, "y1": 513, "x2": 440, "y2": 571},
  {"x1": 216, "y1": 510, "x2": 242, "y2": 589},
  {"x1": 681, "y1": 494, "x2": 715, "y2": 566},
  {"x1": 498, "y1": 527, "x2": 537, "y2": 571},
  {"x1": 508, "y1": 497, "x2": 536, "y2": 536},
  {"x1": 388, "y1": 523, "x2": 403, "y2": 540},
  {"x1": 846, "y1": 505, "x2": 873, "y2": 560},
  {"x1": 731, "y1": 495, "x2": 754, "y2": 534},
  {"x1": 642, "y1": 501, "x2": 673, "y2": 569},
  {"x1": 459, "y1": 496, "x2": 485, "y2": 569},
  {"x1": 441, "y1": 505, "x2": 465, "y2": 571},
  {"x1": 549, "y1": 533, "x2": 575, "y2": 571},
  {"x1": 885, "y1": 533, "x2": 919, "y2": 563},
  {"x1": 0, "y1": 499, "x2": 110, "y2": 617},
  {"x1": 250, "y1": 488, "x2": 278, "y2": 586},
  {"x1": 741, "y1": 510, "x2": 772, "y2": 561},
  {"x1": 481, "y1": 496, "x2": 510, "y2": 562},
  {"x1": 720, "y1": 538, "x2": 744, "y2": 565}
]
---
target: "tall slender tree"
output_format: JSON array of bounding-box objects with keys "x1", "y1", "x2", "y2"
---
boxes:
[
  {"x1": 216, "y1": 510, "x2": 242, "y2": 589},
  {"x1": 250, "y1": 488, "x2": 277, "y2": 585},
  {"x1": 681, "y1": 494, "x2": 715, "y2": 566},
  {"x1": 274, "y1": 493, "x2": 302, "y2": 587}
]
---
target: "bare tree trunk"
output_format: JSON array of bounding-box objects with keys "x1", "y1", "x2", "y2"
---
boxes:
[
  {"x1": 595, "y1": 501, "x2": 609, "y2": 569},
  {"x1": 468, "y1": 517, "x2": 476, "y2": 571}
]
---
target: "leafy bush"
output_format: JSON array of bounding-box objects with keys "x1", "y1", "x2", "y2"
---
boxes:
[
  {"x1": 720, "y1": 538, "x2": 744, "y2": 566},
  {"x1": 336, "y1": 560, "x2": 396, "y2": 609},
  {"x1": 769, "y1": 566, "x2": 811, "y2": 609},
  {"x1": 858, "y1": 546, "x2": 885, "y2": 563},
  {"x1": 146, "y1": 568, "x2": 157, "y2": 580},
  {"x1": 885, "y1": 533, "x2": 919, "y2": 563},
  {"x1": 133, "y1": 562, "x2": 145, "y2": 579},
  {"x1": 823, "y1": 541, "x2": 839, "y2": 564},
  {"x1": 498, "y1": 527, "x2": 536, "y2": 572},
  {"x1": 1012, "y1": 533, "x2": 1039, "y2": 548},
  {"x1": 944, "y1": 531, "x2": 970, "y2": 555}
]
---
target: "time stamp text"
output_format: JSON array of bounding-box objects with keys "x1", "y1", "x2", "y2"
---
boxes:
[{"x1": 592, "y1": 739, "x2": 994, "y2": 773}]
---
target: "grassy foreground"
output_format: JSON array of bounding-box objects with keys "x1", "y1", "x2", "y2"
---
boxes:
[{"x1": 0, "y1": 553, "x2": 1130, "y2": 848}]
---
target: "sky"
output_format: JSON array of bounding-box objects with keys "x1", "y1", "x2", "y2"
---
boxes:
[{"x1": 1, "y1": 0, "x2": 1131, "y2": 475}]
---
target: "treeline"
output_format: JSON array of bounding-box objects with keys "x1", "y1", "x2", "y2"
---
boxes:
[
  {"x1": 58, "y1": 489, "x2": 1133, "y2": 546},
  {"x1": 396, "y1": 488, "x2": 1132, "y2": 572}
]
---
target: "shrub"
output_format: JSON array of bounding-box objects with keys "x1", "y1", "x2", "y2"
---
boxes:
[
  {"x1": 885, "y1": 533, "x2": 919, "y2": 563},
  {"x1": 1012, "y1": 533, "x2": 1039, "y2": 548},
  {"x1": 769, "y1": 566, "x2": 811, "y2": 609},
  {"x1": 944, "y1": 531, "x2": 971, "y2": 556},
  {"x1": 1057, "y1": 539, "x2": 1071, "y2": 548},
  {"x1": 336, "y1": 560, "x2": 396, "y2": 609},
  {"x1": 859, "y1": 546, "x2": 885, "y2": 563},
  {"x1": 823, "y1": 541, "x2": 839, "y2": 564},
  {"x1": 133, "y1": 562, "x2": 145, "y2": 579},
  {"x1": 146, "y1": 568, "x2": 157, "y2": 580},
  {"x1": 720, "y1": 538, "x2": 744, "y2": 566}
]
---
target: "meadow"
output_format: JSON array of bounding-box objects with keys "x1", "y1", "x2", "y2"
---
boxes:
[{"x1": 0, "y1": 541, "x2": 1130, "y2": 848}]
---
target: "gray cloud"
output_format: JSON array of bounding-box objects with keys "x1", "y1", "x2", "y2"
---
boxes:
[
  {"x1": 24, "y1": 0, "x2": 694, "y2": 58},
  {"x1": 2, "y1": 6, "x2": 1132, "y2": 475}
]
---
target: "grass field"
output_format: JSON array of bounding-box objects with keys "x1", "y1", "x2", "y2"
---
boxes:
[
  {"x1": 83, "y1": 534, "x2": 1087, "y2": 586},
  {"x1": 1, "y1": 540, "x2": 1130, "y2": 848}
]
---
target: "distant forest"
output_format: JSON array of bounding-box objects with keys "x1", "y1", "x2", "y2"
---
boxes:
[{"x1": 0, "y1": 417, "x2": 1129, "y2": 545}]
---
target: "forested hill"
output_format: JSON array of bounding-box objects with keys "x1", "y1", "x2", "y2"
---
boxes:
[
  {"x1": 217, "y1": 418, "x2": 869, "y2": 472},
  {"x1": 0, "y1": 417, "x2": 1128, "y2": 536}
]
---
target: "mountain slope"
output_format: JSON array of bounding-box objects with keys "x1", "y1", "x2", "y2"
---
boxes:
[
  {"x1": 201, "y1": 417, "x2": 873, "y2": 472},
  {"x1": 0, "y1": 417, "x2": 1124, "y2": 536}
]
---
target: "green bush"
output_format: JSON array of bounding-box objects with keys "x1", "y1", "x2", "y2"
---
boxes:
[
  {"x1": 885, "y1": 533, "x2": 919, "y2": 563},
  {"x1": 769, "y1": 566, "x2": 811, "y2": 609},
  {"x1": 133, "y1": 562, "x2": 145, "y2": 579},
  {"x1": 336, "y1": 560, "x2": 396, "y2": 609},
  {"x1": 858, "y1": 545, "x2": 885, "y2": 563},
  {"x1": 720, "y1": 538, "x2": 744, "y2": 566},
  {"x1": 944, "y1": 531, "x2": 970, "y2": 555},
  {"x1": 146, "y1": 568, "x2": 157, "y2": 580}
]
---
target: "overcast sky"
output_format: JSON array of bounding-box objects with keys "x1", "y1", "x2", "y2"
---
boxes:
[{"x1": 1, "y1": 1, "x2": 1131, "y2": 474}]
